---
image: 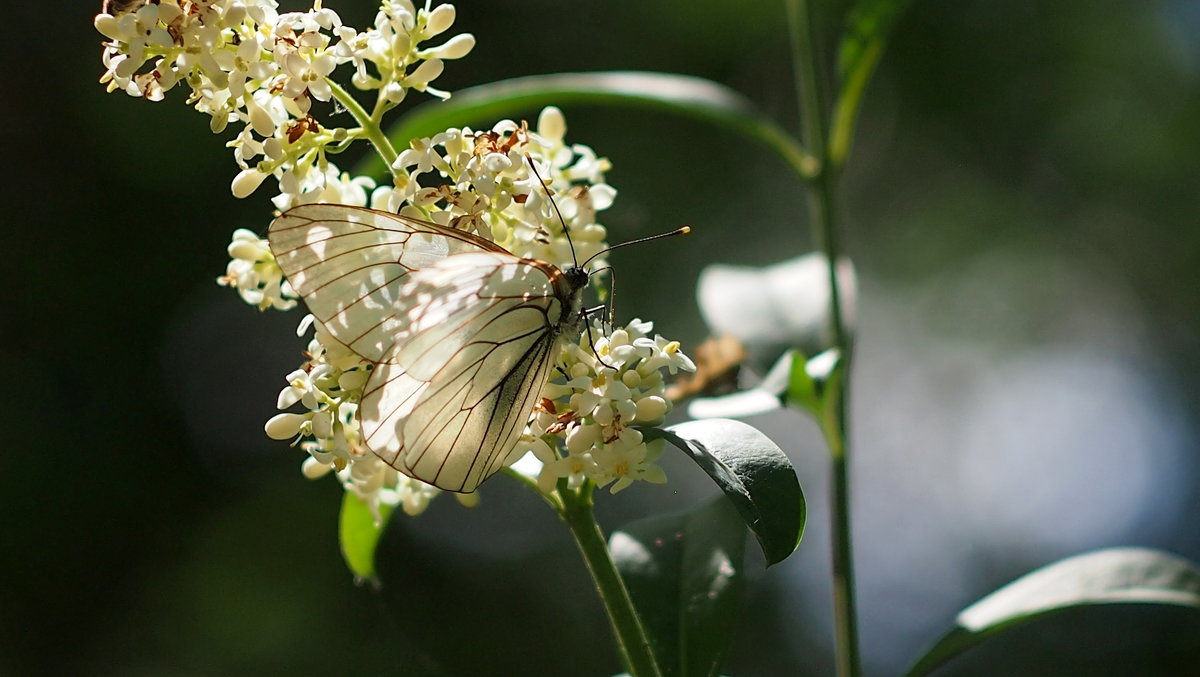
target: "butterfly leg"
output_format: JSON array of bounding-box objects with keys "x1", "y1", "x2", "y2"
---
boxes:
[
  {"x1": 587, "y1": 265, "x2": 616, "y2": 332},
  {"x1": 580, "y1": 305, "x2": 618, "y2": 371}
]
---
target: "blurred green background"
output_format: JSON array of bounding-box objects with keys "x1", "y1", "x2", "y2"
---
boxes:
[{"x1": 4, "y1": 0, "x2": 1200, "y2": 674}]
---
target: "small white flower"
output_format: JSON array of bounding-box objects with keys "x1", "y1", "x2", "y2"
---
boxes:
[
  {"x1": 280, "y1": 52, "x2": 336, "y2": 101},
  {"x1": 217, "y1": 228, "x2": 297, "y2": 310},
  {"x1": 277, "y1": 368, "x2": 320, "y2": 410},
  {"x1": 265, "y1": 412, "x2": 309, "y2": 440}
]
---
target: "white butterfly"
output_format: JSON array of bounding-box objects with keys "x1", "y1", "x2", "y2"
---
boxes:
[{"x1": 268, "y1": 203, "x2": 591, "y2": 493}]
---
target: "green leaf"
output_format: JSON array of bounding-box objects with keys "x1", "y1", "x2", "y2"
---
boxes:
[
  {"x1": 688, "y1": 348, "x2": 841, "y2": 444},
  {"x1": 800, "y1": 348, "x2": 844, "y2": 446},
  {"x1": 338, "y1": 492, "x2": 395, "y2": 583},
  {"x1": 610, "y1": 496, "x2": 747, "y2": 677},
  {"x1": 830, "y1": 0, "x2": 913, "y2": 166},
  {"x1": 904, "y1": 547, "x2": 1200, "y2": 677},
  {"x1": 785, "y1": 349, "x2": 818, "y2": 412},
  {"x1": 646, "y1": 419, "x2": 804, "y2": 565},
  {"x1": 366, "y1": 71, "x2": 812, "y2": 180}
]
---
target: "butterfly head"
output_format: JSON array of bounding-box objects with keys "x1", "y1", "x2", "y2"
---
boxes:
[{"x1": 563, "y1": 265, "x2": 590, "y2": 291}]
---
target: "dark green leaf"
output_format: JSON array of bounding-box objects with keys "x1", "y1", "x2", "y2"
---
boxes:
[
  {"x1": 338, "y1": 492, "x2": 395, "y2": 583},
  {"x1": 365, "y1": 71, "x2": 811, "y2": 180},
  {"x1": 646, "y1": 419, "x2": 804, "y2": 565},
  {"x1": 610, "y1": 496, "x2": 747, "y2": 677},
  {"x1": 904, "y1": 547, "x2": 1200, "y2": 676}
]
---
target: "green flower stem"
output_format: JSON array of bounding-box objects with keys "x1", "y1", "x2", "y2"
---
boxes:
[
  {"x1": 501, "y1": 467, "x2": 564, "y2": 513},
  {"x1": 559, "y1": 482, "x2": 662, "y2": 677},
  {"x1": 326, "y1": 79, "x2": 399, "y2": 170},
  {"x1": 786, "y1": 0, "x2": 860, "y2": 676}
]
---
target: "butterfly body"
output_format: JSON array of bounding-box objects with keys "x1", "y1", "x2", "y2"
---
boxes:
[{"x1": 268, "y1": 204, "x2": 590, "y2": 493}]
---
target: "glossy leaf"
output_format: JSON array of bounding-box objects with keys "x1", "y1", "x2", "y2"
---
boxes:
[
  {"x1": 338, "y1": 492, "x2": 395, "y2": 583},
  {"x1": 646, "y1": 419, "x2": 804, "y2": 565},
  {"x1": 370, "y1": 71, "x2": 812, "y2": 180},
  {"x1": 610, "y1": 497, "x2": 748, "y2": 677},
  {"x1": 904, "y1": 547, "x2": 1200, "y2": 676}
]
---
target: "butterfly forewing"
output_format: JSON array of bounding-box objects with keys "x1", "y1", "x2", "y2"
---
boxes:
[
  {"x1": 268, "y1": 204, "x2": 507, "y2": 362},
  {"x1": 268, "y1": 204, "x2": 580, "y2": 493}
]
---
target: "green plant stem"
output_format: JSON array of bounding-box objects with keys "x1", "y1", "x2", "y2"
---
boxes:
[
  {"x1": 786, "y1": 1, "x2": 860, "y2": 676},
  {"x1": 559, "y1": 482, "x2": 662, "y2": 677},
  {"x1": 501, "y1": 467, "x2": 564, "y2": 513},
  {"x1": 327, "y1": 79, "x2": 399, "y2": 169},
  {"x1": 828, "y1": 40, "x2": 882, "y2": 170}
]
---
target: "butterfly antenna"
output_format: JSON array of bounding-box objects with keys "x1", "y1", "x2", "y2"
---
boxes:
[
  {"x1": 581, "y1": 226, "x2": 691, "y2": 269},
  {"x1": 524, "y1": 153, "x2": 579, "y2": 267},
  {"x1": 588, "y1": 265, "x2": 617, "y2": 329}
]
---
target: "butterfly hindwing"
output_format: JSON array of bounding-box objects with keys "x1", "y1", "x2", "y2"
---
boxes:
[
  {"x1": 268, "y1": 204, "x2": 574, "y2": 493},
  {"x1": 363, "y1": 253, "x2": 564, "y2": 492}
]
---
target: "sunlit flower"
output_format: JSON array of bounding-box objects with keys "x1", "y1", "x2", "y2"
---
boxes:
[
  {"x1": 217, "y1": 228, "x2": 297, "y2": 310},
  {"x1": 522, "y1": 318, "x2": 696, "y2": 494},
  {"x1": 97, "y1": 0, "x2": 474, "y2": 209}
]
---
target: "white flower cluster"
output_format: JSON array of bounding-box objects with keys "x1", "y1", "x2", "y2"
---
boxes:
[
  {"x1": 264, "y1": 316, "x2": 479, "y2": 519},
  {"x1": 521, "y1": 318, "x2": 696, "y2": 494},
  {"x1": 373, "y1": 106, "x2": 615, "y2": 273},
  {"x1": 95, "y1": 0, "x2": 474, "y2": 206}
]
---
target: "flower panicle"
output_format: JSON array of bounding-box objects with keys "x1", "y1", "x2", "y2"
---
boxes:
[
  {"x1": 108, "y1": 2, "x2": 696, "y2": 511},
  {"x1": 95, "y1": 0, "x2": 474, "y2": 206}
]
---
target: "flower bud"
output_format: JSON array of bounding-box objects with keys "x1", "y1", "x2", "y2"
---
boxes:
[
  {"x1": 593, "y1": 404, "x2": 615, "y2": 426},
  {"x1": 622, "y1": 370, "x2": 642, "y2": 389},
  {"x1": 429, "y1": 34, "x2": 475, "y2": 60},
  {"x1": 455, "y1": 491, "x2": 480, "y2": 509},
  {"x1": 94, "y1": 14, "x2": 122, "y2": 41},
  {"x1": 537, "y1": 106, "x2": 566, "y2": 143},
  {"x1": 566, "y1": 424, "x2": 599, "y2": 454},
  {"x1": 425, "y1": 4, "x2": 456, "y2": 35},
  {"x1": 227, "y1": 238, "x2": 263, "y2": 261},
  {"x1": 231, "y1": 167, "x2": 268, "y2": 198},
  {"x1": 301, "y1": 456, "x2": 332, "y2": 479},
  {"x1": 265, "y1": 413, "x2": 308, "y2": 440},
  {"x1": 311, "y1": 411, "x2": 333, "y2": 439},
  {"x1": 406, "y1": 58, "x2": 444, "y2": 87},
  {"x1": 247, "y1": 100, "x2": 275, "y2": 137},
  {"x1": 634, "y1": 396, "x2": 669, "y2": 424}
]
